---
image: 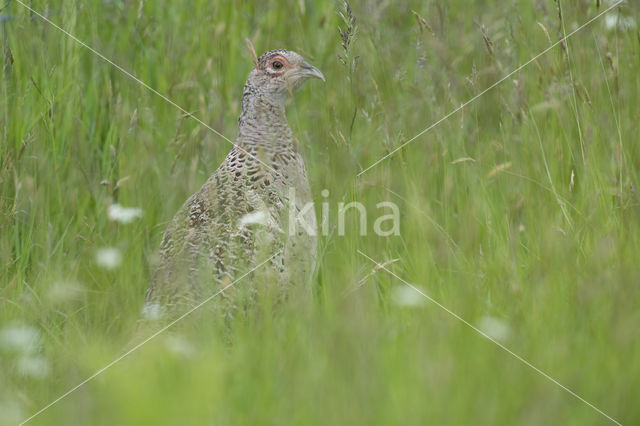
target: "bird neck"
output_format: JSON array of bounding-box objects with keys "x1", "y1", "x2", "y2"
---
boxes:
[{"x1": 236, "y1": 84, "x2": 293, "y2": 151}]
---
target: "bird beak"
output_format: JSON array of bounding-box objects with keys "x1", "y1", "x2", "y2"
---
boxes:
[{"x1": 297, "y1": 60, "x2": 325, "y2": 82}]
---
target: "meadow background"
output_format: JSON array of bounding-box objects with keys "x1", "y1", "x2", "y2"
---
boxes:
[{"x1": 1, "y1": 0, "x2": 639, "y2": 424}]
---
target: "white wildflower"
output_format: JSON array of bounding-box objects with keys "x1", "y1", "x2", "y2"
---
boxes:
[
  {"x1": 477, "y1": 316, "x2": 511, "y2": 342},
  {"x1": 391, "y1": 285, "x2": 426, "y2": 307},
  {"x1": 46, "y1": 281, "x2": 86, "y2": 305},
  {"x1": 95, "y1": 247, "x2": 122, "y2": 270},
  {"x1": 238, "y1": 210, "x2": 268, "y2": 226},
  {"x1": 0, "y1": 398, "x2": 23, "y2": 424},
  {"x1": 164, "y1": 334, "x2": 195, "y2": 358},
  {"x1": 16, "y1": 355, "x2": 51, "y2": 379},
  {"x1": 605, "y1": 13, "x2": 636, "y2": 31},
  {"x1": 0, "y1": 324, "x2": 42, "y2": 354},
  {"x1": 108, "y1": 204, "x2": 143, "y2": 224},
  {"x1": 141, "y1": 302, "x2": 165, "y2": 321}
]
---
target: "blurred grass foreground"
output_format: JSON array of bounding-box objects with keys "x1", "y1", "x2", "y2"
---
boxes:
[{"x1": 1, "y1": 0, "x2": 639, "y2": 425}]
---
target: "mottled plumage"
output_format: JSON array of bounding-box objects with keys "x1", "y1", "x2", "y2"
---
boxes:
[{"x1": 145, "y1": 50, "x2": 324, "y2": 319}]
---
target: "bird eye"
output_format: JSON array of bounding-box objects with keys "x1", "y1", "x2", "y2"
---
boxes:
[{"x1": 272, "y1": 61, "x2": 283, "y2": 70}]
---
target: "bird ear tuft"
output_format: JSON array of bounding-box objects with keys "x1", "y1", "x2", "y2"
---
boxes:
[{"x1": 245, "y1": 38, "x2": 258, "y2": 67}]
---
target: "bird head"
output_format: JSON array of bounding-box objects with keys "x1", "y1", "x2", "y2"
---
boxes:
[{"x1": 247, "y1": 49, "x2": 325, "y2": 105}]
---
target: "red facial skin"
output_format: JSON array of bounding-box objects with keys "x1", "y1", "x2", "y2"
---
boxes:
[{"x1": 266, "y1": 55, "x2": 292, "y2": 77}]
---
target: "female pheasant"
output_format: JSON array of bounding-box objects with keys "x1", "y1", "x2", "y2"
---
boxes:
[{"x1": 145, "y1": 50, "x2": 324, "y2": 319}]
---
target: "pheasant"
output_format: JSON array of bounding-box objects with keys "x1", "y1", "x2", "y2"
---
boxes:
[{"x1": 144, "y1": 49, "x2": 324, "y2": 320}]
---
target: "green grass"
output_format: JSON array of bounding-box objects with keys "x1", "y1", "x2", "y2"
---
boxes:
[{"x1": 1, "y1": 0, "x2": 639, "y2": 424}]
